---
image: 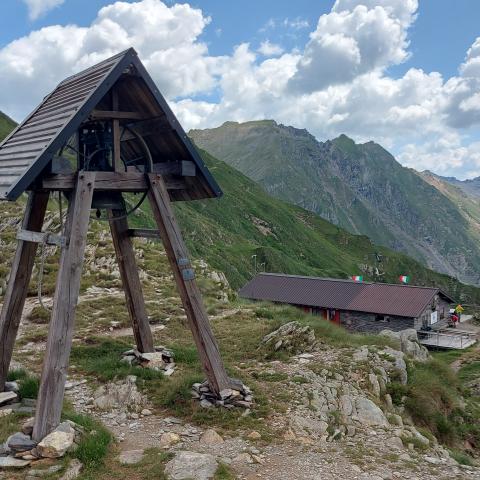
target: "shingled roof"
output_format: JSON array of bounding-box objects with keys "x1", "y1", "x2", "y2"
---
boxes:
[
  {"x1": 0, "y1": 48, "x2": 221, "y2": 202},
  {"x1": 239, "y1": 273, "x2": 454, "y2": 318}
]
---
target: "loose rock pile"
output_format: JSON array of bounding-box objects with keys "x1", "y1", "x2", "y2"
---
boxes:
[
  {"x1": 121, "y1": 346, "x2": 175, "y2": 376},
  {"x1": 262, "y1": 321, "x2": 316, "y2": 354},
  {"x1": 192, "y1": 380, "x2": 253, "y2": 409},
  {"x1": 0, "y1": 418, "x2": 83, "y2": 471}
]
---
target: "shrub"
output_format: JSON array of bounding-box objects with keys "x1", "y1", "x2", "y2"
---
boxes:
[
  {"x1": 28, "y1": 306, "x2": 50, "y2": 324},
  {"x1": 386, "y1": 382, "x2": 409, "y2": 406},
  {"x1": 18, "y1": 376, "x2": 40, "y2": 399}
]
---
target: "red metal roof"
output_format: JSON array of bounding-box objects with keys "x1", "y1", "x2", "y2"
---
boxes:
[{"x1": 239, "y1": 273, "x2": 454, "y2": 318}]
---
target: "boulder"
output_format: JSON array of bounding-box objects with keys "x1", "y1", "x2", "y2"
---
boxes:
[
  {"x1": 0, "y1": 391, "x2": 17, "y2": 406},
  {"x1": 380, "y1": 329, "x2": 429, "y2": 363},
  {"x1": 0, "y1": 456, "x2": 30, "y2": 468},
  {"x1": 380, "y1": 347, "x2": 408, "y2": 384},
  {"x1": 118, "y1": 450, "x2": 144, "y2": 465},
  {"x1": 262, "y1": 322, "x2": 316, "y2": 354},
  {"x1": 93, "y1": 375, "x2": 145, "y2": 412},
  {"x1": 7, "y1": 432, "x2": 37, "y2": 453},
  {"x1": 37, "y1": 423, "x2": 75, "y2": 458},
  {"x1": 354, "y1": 397, "x2": 389, "y2": 426},
  {"x1": 164, "y1": 451, "x2": 218, "y2": 480},
  {"x1": 59, "y1": 459, "x2": 83, "y2": 480},
  {"x1": 159, "y1": 432, "x2": 181, "y2": 448},
  {"x1": 200, "y1": 429, "x2": 224, "y2": 445}
]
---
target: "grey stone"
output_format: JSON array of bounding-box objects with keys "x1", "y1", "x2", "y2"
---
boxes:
[
  {"x1": 7, "y1": 432, "x2": 37, "y2": 453},
  {"x1": 118, "y1": 449, "x2": 144, "y2": 465},
  {"x1": 354, "y1": 397, "x2": 388, "y2": 426},
  {"x1": 0, "y1": 391, "x2": 17, "y2": 406},
  {"x1": 200, "y1": 429, "x2": 224, "y2": 445},
  {"x1": 59, "y1": 459, "x2": 83, "y2": 480},
  {"x1": 28, "y1": 465, "x2": 62, "y2": 477},
  {"x1": 37, "y1": 425, "x2": 75, "y2": 458},
  {"x1": 386, "y1": 436, "x2": 404, "y2": 449},
  {"x1": 0, "y1": 456, "x2": 30, "y2": 468},
  {"x1": 21, "y1": 417, "x2": 35, "y2": 436},
  {"x1": 4, "y1": 382, "x2": 19, "y2": 393},
  {"x1": 164, "y1": 451, "x2": 218, "y2": 480}
]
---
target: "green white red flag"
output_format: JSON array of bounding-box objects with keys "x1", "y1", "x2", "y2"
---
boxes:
[
  {"x1": 399, "y1": 275, "x2": 410, "y2": 284},
  {"x1": 351, "y1": 275, "x2": 363, "y2": 282}
]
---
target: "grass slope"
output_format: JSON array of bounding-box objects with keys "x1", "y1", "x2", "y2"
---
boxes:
[
  {"x1": 0, "y1": 113, "x2": 479, "y2": 303},
  {"x1": 0, "y1": 111, "x2": 16, "y2": 142},
  {"x1": 133, "y1": 150, "x2": 480, "y2": 303}
]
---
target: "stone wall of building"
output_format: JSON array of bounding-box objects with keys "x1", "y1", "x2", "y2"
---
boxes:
[{"x1": 340, "y1": 311, "x2": 414, "y2": 334}]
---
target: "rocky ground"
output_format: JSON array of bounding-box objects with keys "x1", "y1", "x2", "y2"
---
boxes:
[
  {"x1": 2, "y1": 295, "x2": 480, "y2": 479},
  {"x1": 0, "y1": 215, "x2": 479, "y2": 479}
]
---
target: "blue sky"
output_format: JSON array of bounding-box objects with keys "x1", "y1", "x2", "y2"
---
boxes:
[
  {"x1": 3, "y1": 1, "x2": 479, "y2": 78},
  {"x1": 1, "y1": 0, "x2": 480, "y2": 178}
]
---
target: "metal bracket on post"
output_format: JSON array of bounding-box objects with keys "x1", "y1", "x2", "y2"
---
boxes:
[{"x1": 181, "y1": 269, "x2": 195, "y2": 281}]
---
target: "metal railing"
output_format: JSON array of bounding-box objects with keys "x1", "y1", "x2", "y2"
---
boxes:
[{"x1": 417, "y1": 329, "x2": 477, "y2": 349}]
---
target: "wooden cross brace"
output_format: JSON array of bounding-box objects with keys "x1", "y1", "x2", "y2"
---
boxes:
[{"x1": 0, "y1": 171, "x2": 233, "y2": 442}]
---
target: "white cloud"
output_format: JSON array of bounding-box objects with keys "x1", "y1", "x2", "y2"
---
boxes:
[
  {"x1": 0, "y1": 0, "x2": 218, "y2": 117},
  {"x1": 258, "y1": 40, "x2": 284, "y2": 57},
  {"x1": 22, "y1": 0, "x2": 65, "y2": 20},
  {"x1": 288, "y1": 1, "x2": 416, "y2": 92},
  {"x1": 2, "y1": 0, "x2": 480, "y2": 179}
]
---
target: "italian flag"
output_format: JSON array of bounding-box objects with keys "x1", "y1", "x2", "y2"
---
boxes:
[
  {"x1": 351, "y1": 275, "x2": 363, "y2": 282},
  {"x1": 399, "y1": 275, "x2": 410, "y2": 284}
]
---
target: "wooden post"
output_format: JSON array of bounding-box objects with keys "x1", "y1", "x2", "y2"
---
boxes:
[
  {"x1": 32, "y1": 172, "x2": 95, "y2": 441},
  {"x1": 112, "y1": 89, "x2": 122, "y2": 172},
  {"x1": 108, "y1": 208, "x2": 154, "y2": 353},
  {"x1": 0, "y1": 191, "x2": 49, "y2": 391},
  {"x1": 147, "y1": 173, "x2": 232, "y2": 395}
]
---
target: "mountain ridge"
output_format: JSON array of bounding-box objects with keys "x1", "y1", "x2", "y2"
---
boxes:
[
  {"x1": 190, "y1": 120, "x2": 480, "y2": 285},
  {"x1": 1, "y1": 111, "x2": 479, "y2": 304}
]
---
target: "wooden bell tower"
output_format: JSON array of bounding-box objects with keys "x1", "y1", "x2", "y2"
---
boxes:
[{"x1": 0, "y1": 49, "x2": 234, "y2": 441}]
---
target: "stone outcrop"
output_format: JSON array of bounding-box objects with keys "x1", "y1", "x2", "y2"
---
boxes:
[
  {"x1": 93, "y1": 375, "x2": 146, "y2": 412},
  {"x1": 380, "y1": 329, "x2": 429, "y2": 362},
  {"x1": 262, "y1": 322, "x2": 316, "y2": 354},
  {"x1": 121, "y1": 347, "x2": 175, "y2": 376},
  {"x1": 164, "y1": 451, "x2": 218, "y2": 480}
]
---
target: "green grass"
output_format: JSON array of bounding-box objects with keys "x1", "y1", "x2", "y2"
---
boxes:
[
  {"x1": 18, "y1": 375, "x2": 40, "y2": 399},
  {"x1": 215, "y1": 463, "x2": 236, "y2": 479},
  {"x1": 7, "y1": 368, "x2": 40, "y2": 399},
  {"x1": 70, "y1": 338, "x2": 166, "y2": 382},
  {"x1": 450, "y1": 449, "x2": 474, "y2": 466}
]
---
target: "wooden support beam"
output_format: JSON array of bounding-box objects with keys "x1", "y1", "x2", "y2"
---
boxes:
[
  {"x1": 0, "y1": 191, "x2": 49, "y2": 391},
  {"x1": 16, "y1": 229, "x2": 65, "y2": 247},
  {"x1": 127, "y1": 228, "x2": 161, "y2": 239},
  {"x1": 40, "y1": 172, "x2": 186, "y2": 192},
  {"x1": 147, "y1": 173, "x2": 232, "y2": 395},
  {"x1": 129, "y1": 161, "x2": 196, "y2": 177},
  {"x1": 111, "y1": 90, "x2": 122, "y2": 172},
  {"x1": 32, "y1": 172, "x2": 95, "y2": 441},
  {"x1": 89, "y1": 110, "x2": 145, "y2": 121},
  {"x1": 108, "y1": 209, "x2": 155, "y2": 353}
]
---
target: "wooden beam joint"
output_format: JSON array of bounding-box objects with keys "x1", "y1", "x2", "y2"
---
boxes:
[{"x1": 16, "y1": 229, "x2": 66, "y2": 247}]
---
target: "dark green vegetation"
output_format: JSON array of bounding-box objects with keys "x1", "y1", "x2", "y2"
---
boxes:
[
  {"x1": 0, "y1": 111, "x2": 15, "y2": 142},
  {"x1": 387, "y1": 352, "x2": 480, "y2": 458},
  {"x1": 191, "y1": 121, "x2": 480, "y2": 285},
  {"x1": 6, "y1": 368, "x2": 40, "y2": 398}
]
